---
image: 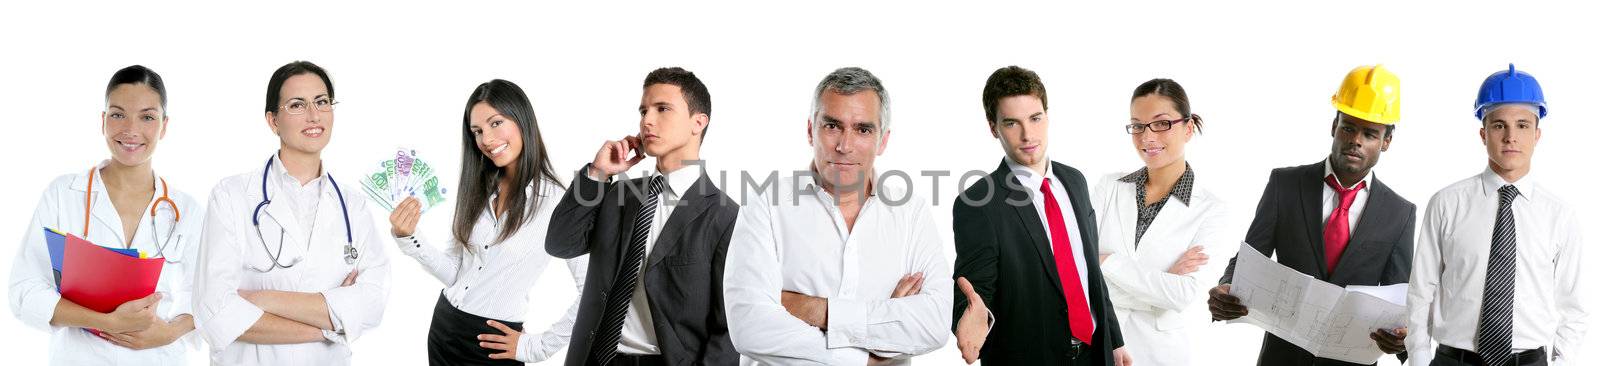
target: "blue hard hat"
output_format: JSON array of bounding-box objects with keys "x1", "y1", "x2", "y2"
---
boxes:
[{"x1": 1474, "y1": 63, "x2": 1547, "y2": 120}]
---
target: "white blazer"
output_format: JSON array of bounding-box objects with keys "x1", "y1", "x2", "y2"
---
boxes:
[
  {"x1": 1091, "y1": 170, "x2": 1231, "y2": 366},
  {"x1": 8, "y1": 162, "x2": 204, "y2": 366},
  {"x1": 192, "y1": 156, "x2": 390, "y2": 365}
]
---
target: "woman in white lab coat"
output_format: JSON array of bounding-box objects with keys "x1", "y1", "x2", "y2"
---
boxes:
[
  {"x1": 8, "y1": 65, "x2": 204, "y2": 365},
  {"x1": 1093, "y1": 78, "x2": 1231, "y2": 366},
  {"x1": 388, "y1": 79, "x2": 587, "y2": 365},
  {"x1": 191, "y1": 60, "x2": 391, "y2": 365}
]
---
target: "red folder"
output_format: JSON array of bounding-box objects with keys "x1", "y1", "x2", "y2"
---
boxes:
[{"x1": 58, "y1": 233, "x2": 164, "y2": 313}]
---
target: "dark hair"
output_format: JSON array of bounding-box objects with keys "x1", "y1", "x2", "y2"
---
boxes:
[
  {"x1": 106, "y1": 65, "x2": 168, "y2": 113},
  {"x1": 982, "y1": 66, "x2": 1048, "y2": 123},
  {"x1": 453, "y1": 79, "x2": 560, "y2": 247},
  {"x1": 1333, "y1": 112, "x2": 1396, "y2": 138},
  {"x1": 1131, "y1": 78, "x2": 1203, "y2": 134},
  {"x1": 264, "y1": 61, "x2": 334, "y2": 114},
  {"x1": 643, "y1": 67, "x2": 712, "y2": 141}
]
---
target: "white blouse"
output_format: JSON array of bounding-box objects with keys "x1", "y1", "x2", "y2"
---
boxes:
[{"x1": 394, "y1": 182, "x2": 587, "y2": 363}]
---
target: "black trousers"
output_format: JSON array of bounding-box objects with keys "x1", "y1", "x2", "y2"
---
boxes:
[
  {"x1": 427, "y1": 293, "x2": 526, "y2": 366},
  {"x1": 1430, "y1": 346, "x2": 1547, "y2": 366}
]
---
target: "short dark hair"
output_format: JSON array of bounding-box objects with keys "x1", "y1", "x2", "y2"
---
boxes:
[
  {"x1": 106, "y1": 65, "x2": 168, "y2": 113},
  {"x1": 1132, "y1": 78, "x2": 1203, "y2": 134},
  {"x1": 982, "y1": 66, "x2": 1048, "y2": 124},
  {"x1": 265, "y1": 61, "x2": 334, "y2": 113},
  {"x1": 643, "y1": 67, "x2": 712, "y2": 141}
]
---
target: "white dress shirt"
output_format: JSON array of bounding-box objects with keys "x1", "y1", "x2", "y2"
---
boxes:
[
  {"x1": 193, "y1": 154, "x2": 391, "y2": 365},
  {"x1": 1321, "y1": 159, "x2": 1374, "y2": 230},
  {"x1": 724, "y1": 172, "x2": 952, "y2": 365},
  {"x1": 394, "y1": 182, "x2": 588, "y2": 362},
  {"x1": 1406, "y1": 168, "x2": 1589, "y2": 366},
  {"x1": 584, "y1": 164, "x2": 704, "y2": 355},
  {"x1": 8, "y1": 162, "x2": 204, "y2": 365},
  {"x1": 1006, "y1": 158, "x2": 1094, "y2": 329},
  {"x1": 1092, "y1": 170, "x2": 1231, "y2": 366}
]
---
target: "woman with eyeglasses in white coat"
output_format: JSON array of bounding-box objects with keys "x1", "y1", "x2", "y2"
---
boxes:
[{"x1": 191, "y1": 60, "x2": 391, "y2": 365}]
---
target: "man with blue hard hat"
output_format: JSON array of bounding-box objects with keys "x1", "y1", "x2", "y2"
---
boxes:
[{"x1": 1405, "y1": 64, "x2": 1590, "y2": 366}]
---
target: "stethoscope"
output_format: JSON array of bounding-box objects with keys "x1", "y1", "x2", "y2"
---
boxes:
[
  {"x1": 84, "y1": 167, "x2": 181, "y2": 261},
  {"x1": 250, "y1": 156, "x2": 357, "y2": 271}
]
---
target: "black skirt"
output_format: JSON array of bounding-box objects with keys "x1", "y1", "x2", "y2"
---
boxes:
[{"x1": 428, "y1": 292, "x2": 526, "y2": 366}]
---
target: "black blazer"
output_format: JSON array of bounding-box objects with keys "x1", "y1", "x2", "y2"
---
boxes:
[
  {"x1": 951, "y1": 160, "x2": 1125, "y2": 365},
  {"x1": 1219, "y1": 161, "x2": 1416, "y2": 366},
  {"x1": 547, "y1": 168, "x2": 740, "y2": 366}
]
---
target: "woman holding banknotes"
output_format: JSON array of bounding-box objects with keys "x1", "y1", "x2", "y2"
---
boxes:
[
  {"x1": 387, "y1": 79, "x2": 588, "y2": 365},
  {"x1": 191, "y1": 60, "x2": 392, "y2": 365},
  {"x1": 7, "y1": 65, "x2": 204, "y2": 365}
]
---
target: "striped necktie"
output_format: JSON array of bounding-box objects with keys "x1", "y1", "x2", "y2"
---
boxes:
[
  {"x1": 1477, "y1": 184, "x2": 1518, "y2": 366},
  {"x1": 591, "y1": 175, "x2": 666, "y2": 365}
]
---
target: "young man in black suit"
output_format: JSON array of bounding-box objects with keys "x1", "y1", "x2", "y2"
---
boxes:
[
  {"x1": 951, "y1": 66, "x2": 1129, "y2": 366},
  {"x1": 1207, "y1": 65, "x2": 1416, "y2": 366},
  {"x1": 547, "y1": 67, "x2": 739, "y2": 366}
]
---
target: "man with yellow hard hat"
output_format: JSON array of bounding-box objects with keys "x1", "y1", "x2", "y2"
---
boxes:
[{"x1": 1205, "y1": 65, "x2": 1418, "y2": 365}]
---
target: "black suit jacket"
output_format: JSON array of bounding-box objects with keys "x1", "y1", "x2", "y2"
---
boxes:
[
  {"x1": 1219, "y1": 161, "x2": 1417, "y2": 366},
  {"x1": 547, "y1": 168, "x2": 740, "y2": 366},
  {"x1": 951, "y1": 161, "x2": 1125, "y2": 365}
]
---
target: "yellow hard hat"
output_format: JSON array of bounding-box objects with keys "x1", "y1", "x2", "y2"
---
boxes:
[{"x1": 1331, "y1": 64, "x2": 1401, "y2": 125}]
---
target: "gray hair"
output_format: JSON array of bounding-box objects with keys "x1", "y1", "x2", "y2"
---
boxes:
[{"x1": 810, "y1": 67, "x2": 891, "y2": 133}]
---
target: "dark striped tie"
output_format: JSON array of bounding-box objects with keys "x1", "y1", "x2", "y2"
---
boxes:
[
  {"x1": 591, "y1": 175, "x2": 666, "y2": 366},
  {"x1": 1477, "y1": 184, "x2": 1518, "y2": 366}
]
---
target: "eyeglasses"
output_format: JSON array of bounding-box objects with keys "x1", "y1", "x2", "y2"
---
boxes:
[
  {"x1": 1126, "y1": 117, "x2": 1190, "y2": 134},
  {"x1": 279, "y1": 98, "x2": 338, "y2": 115}
]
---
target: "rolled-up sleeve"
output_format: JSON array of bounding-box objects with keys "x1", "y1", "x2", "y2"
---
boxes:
[
  {"x1": 9, "y1": 186, "x2": 64, "y2": 331},
  {"x1": 319, "y1": 197, "x2": 391, "y2": 344},
  {"x1": 724, "y1": 194, "x2": 838, "y2": 365},
  {"x1": 193, "y1": 184, "x2": 267, "y2": 352}
]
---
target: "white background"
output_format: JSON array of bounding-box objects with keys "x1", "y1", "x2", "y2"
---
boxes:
[{"x1": 2, "y1": 1, "x2": 1596, "y2": 365}]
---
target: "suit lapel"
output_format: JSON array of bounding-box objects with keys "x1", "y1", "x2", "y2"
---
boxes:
[
  {"x1": 993, "y1": 163, "x2": 1066, "y2": 298},
  {"x1": 647, "y1": 173, "x2": 716, "y2": 270},
  {"x1": 1297, "y1": 163, "x2": 1329, "y2": 278}
]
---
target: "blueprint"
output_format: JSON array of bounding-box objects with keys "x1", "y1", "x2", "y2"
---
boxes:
[{"x1": 1228, "y1": 242, "x2": 1408, "y2": 364}]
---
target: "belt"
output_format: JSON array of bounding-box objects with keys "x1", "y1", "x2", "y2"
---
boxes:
[
  {"x1": 604, "y1": 353, "x2": 666, "y2": 366},
  {"x1": 1065, "y1": 338, "x2": 1085, "y2": 359},
  {"x1": 1437, "y1": 345, "x2": 1546, "y2": 365}
]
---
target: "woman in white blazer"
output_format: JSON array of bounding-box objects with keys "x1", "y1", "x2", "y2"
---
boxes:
[
  {"x1": 8, "y1": 65, "x2": 204, "y2": 365},
  {"x1": 1093, "y1": 78, "x2": 1231, "y2": 366},
  {"x1": 192, "y1": 61, "x2": 391, "y2": 365}
]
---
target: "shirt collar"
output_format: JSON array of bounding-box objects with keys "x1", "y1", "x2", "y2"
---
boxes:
[
  {"x1": 1004, "y1": 156, "x2": 1053, "y2": 185},
  {"x1": 1118, "y1": 163, "x2": 1195, "y2": 206},
  {"x1": 659, "y1": 164, "x2": 703, "y2": 199},
  {"x1": 1323, "y1": 158, "x2": 1373, "y2": 191},
  {"x1": 271, "y1": 152, "x2": 324, "y2": 189},
  {"x1": 1478, "y1": 166, "x2": 1535, "y2": 200}
]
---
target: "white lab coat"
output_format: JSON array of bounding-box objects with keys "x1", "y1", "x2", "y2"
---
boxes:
[
  {"x1": 8, "y1": 162, "x2": 204, "y2": 365},
  {"x1": 192, "y1": 157, "x2": 390, "y2": 365},
  {"x1": 1091, "y1": 171, "x2": 1231, "y2": 366}
]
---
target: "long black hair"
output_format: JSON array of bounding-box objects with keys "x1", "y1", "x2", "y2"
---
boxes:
[{"x1": 453, "y1": 79, "x2": 559, "y2": 247}]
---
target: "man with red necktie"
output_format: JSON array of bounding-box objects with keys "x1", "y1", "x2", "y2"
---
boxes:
[
  {"x1": 1207, "y1": 65, "x2": 1418, "y2": 366},
  {"x1": 951, "y1": 66, "x2": 1128, "y2": 365}
]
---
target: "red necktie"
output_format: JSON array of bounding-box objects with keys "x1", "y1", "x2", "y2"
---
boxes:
[
  {"x1": 1041, "y1": 178, "x2": 1094, "y2": 344},
  {"x1": 1322, "y1": 175, "x2": 1366, "y2": 274}
]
